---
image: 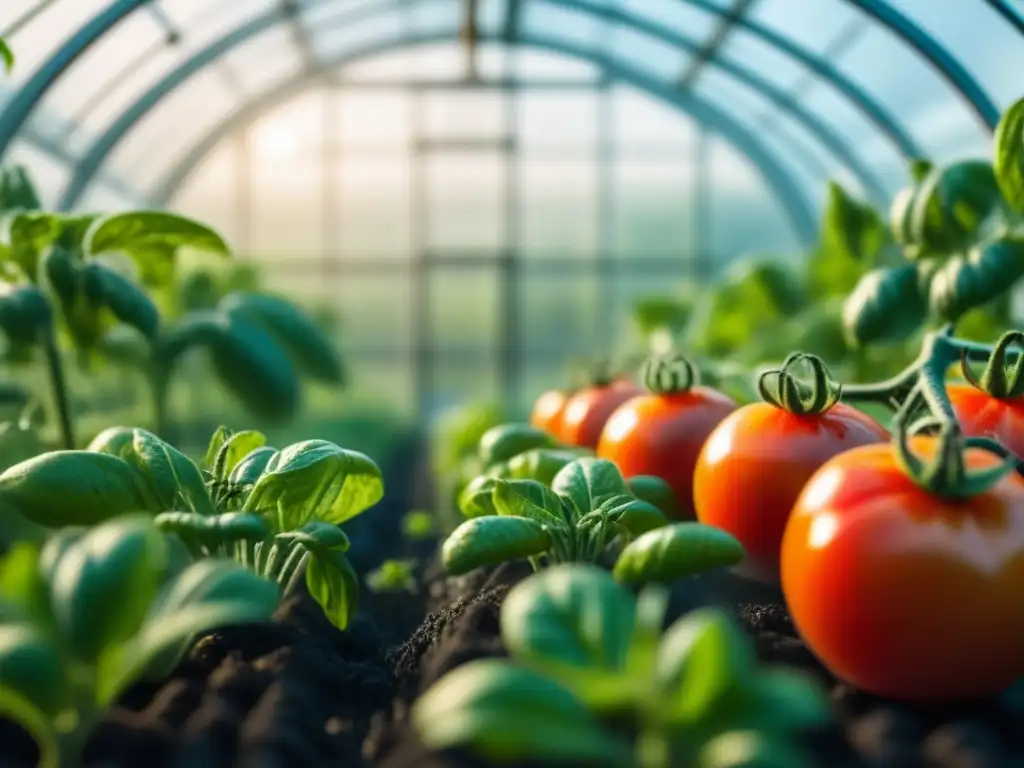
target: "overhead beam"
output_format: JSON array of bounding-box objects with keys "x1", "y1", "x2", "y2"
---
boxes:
[
  {"x1": 122, "y1": 30, "x2": 820, "y2": 246},
  {"x1": 678, "y1": 0, "x2": 758, "y2": 90},
  {"x1": 279, "y1": 0, "x2": 318, "y2": 71}
]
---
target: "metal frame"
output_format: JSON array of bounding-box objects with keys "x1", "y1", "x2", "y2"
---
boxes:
[
  {"x1": 982, "y1": 0, "x2": 1024, "y2": 38},
  {"x1": 59, "y1": 27, "x2": 818, "y2": 245},
  {"x1": 57, "y1": 0, "x2": 890, "y2": 212},
  {"x1": 4, "y1": 0, "x2": 968, "y2": 180}
]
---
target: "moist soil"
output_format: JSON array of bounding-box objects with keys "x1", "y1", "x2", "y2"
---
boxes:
[{"x1": 3, "y1": 453, "x2": 1023, "y2": 767}]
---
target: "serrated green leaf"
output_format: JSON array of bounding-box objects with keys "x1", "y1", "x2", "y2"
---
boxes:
[
  {"x1": 492, "y1": 478, "x2": 567, "y2": 525},
  {"x1": 551, "y1": 458, "x2": 631, "y2": 520}
]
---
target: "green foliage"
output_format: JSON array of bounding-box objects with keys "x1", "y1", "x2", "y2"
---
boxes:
[
  {"x1": 0, "y1": 38, "x2": 12, "y2": 74},
  {"x1": 0, "y1": 516, "x2": 277, "y2": 766},
  {"x1": 994, "y1": 96, "x2": 1024, "y2": 214},
  {"x1": 365, "y1": 559, "x2": 418, "y2": 593},
  {"x1": 401, "y1": 510, "x2": 435, "y2": 540},
  {"x1": 613, "y1": 524, "x2": 745, "y2": 585},
  {"x1": 414, "y1": 565, "x2": 828, "y2": 767}
]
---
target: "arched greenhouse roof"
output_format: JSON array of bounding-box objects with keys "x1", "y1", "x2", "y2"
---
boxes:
[{"x1": 1, "y1": 0, "x2": 1022, "y2": 246}]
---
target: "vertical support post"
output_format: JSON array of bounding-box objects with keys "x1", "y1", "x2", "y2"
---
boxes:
[{"x1": 694, "y1": 126, "x2": 711, "y2": 281}]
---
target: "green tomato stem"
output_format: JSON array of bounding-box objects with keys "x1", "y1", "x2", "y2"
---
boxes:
[
  {"x1": 961, "y1": 330, "x2": 1024, "y2": 399},
  {"x1": 756, "y1": 352, "x2": 841, "y2": 415},
  {"x1": 641, "y1": 354, "x2": 696, "y2": 395},
  {"x1": 39, "y1": 326, "x2": 75, "y2": 449}
]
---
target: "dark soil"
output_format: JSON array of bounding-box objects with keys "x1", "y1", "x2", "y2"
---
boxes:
[{"x1": 3, "y1": 445, "x2": 1023, "y2": 767}]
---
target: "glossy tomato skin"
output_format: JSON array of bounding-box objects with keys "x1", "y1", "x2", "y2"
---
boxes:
[
  {"x1": 597, "y1": 388, "x2": 737, "y2": 520},
  {"x1": 781, "y1": 437, "x2": 1024, "y2": 702},
  {"x1": 693, "y1": 402, "x2": 888, "y2": 583},
  {"x1": 530, "y1": 389, "x2": 569, "y2": 435},
  {"x1": 559, "y1": 382, "x2": 643, "y2": 449},
  {"x1": 948, "y1": 383, "x2": 1024, "y2": 458}
]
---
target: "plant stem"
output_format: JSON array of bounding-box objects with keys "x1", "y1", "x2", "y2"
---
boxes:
[
  {"x1": 282, "y1": 551, "x2": 312, "y2": 597},
  {"x1": 40, "y1": 326, "x2": 74, "y2": 449},
  {"x1": 276, "y1": 543, "x2": 308, "y2": 588}
]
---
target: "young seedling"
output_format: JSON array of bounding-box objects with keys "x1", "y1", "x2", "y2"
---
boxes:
[
  {"x1": 0, "y1": 515, "x2": 278, "y2": 768},
  {"x1": 365, "y1": 559, "x2": 418, "y2": 593},
  {"x1": 414, "y1": 564, "x2": 829, "y2": 768},
  {"x1": 401, "y1": 510, "x2": 436, "y2": 540},
  {"x1": 0, "y1": 425, "x2": 384, "y2": 631}
]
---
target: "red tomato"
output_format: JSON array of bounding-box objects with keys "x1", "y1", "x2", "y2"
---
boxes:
[
  {"x1": 781, "y1": 437, "x2": 1024, "y2": 702},
  {"x1": 948, "y1": 383, "x2": 1024, "y2": 458},
  {"x1": 597, "y1": 387, "x2": 737, "y2": 520},
  {"x1": 530, "y1": 389, "x2": 570, "y2": 435},
  {"x1": 559, "y1": 382, "x2": 643, "y2": 449},
  {"x1": 693, "y1": 401, "x2": 888, "y2": 583}
]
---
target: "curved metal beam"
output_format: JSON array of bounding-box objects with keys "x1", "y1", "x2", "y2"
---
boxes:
[
  {"x1": 64, "y1": 29, "x2": 818, "y2": 244},
  {"x1": 842, "y1": 0, "x2": 1000, "y2": 130},
  {"x1": 0, "y1": 0, "x2": 150, "y2": 159},
  {"x1": 59, "y1": 0, "x2": 885, "y2": 215},
  {"x1": 982, "y1": 0, "x2": 1024, "y2": 39}
]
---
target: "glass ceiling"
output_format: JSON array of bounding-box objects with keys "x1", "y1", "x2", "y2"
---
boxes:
[{"x1": 0, "y1": 0, "x2": 1021, "y2": 218}]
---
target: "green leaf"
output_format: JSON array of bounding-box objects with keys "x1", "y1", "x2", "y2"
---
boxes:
[
  {"x1": 305, "y1": 542, "x2": 359, "y2": 631},
  {"x1": 506, "y1": 448, "x2": 582, "y2": 485},
  {"x1": 244, "y1": 440, "x2": 384, "y2": 529},
  {"x1": 128, "y1": 428, "x2": 215, "y2": 515},
  {"x1": 401, "y1": 510, "x2": 435, "y2": 539},
  {"x1": 0, "y1": 625, "x2": 64, "y2": 717},
  {"x1": 657, "y1": 608, "x2": 756, "y2": 725},
  {"x1": 627, "y1": 475, "x2": 680, "y2": 520},
  {"x1": 219, "y1": 292, "x2": 345, "y2": 384},
  {"x1": 910, "y1": 161, "x2": 1002, "y2": 253},
  {"x1": 501, "y1": 564, "x2": 635, "y2": 671},
  {"x1": 0, "y1": 167, "x2": 41, "y2": 214},
  {"x1": 492, "y1": 479, "x2": 568, "y2": 525},
  {"x1": 1, "y1": 211, "x2": 62, "y2": 278},
  {"x1": 150, "y1": 310, "x2": 224, "y2": 371},
  {"x1": 0, "y1": 282, "x2": 52, "y2": 347},
  {"x1": 842, "y1": 264, "x2": 928, "y2": 347},
  {"x1": 741, "y1": 669, "x2": 831, "y2": 732},
  {"x1": 632, "y1": 293, "x2": 694, "y2": 343},
  {"x1": 366, "y1": 559, "x2": 418, "y2": 592},
  {"x1": 811, "y1": 181, "x2": 889, "y2": 298},
  {"x1": 442, "y1": 516, "x2": 551, "y2": 575},
  {"x1": 210, "y1": 313, "x2": 301, "y2": 422},
  {"x1": 87, "y1": 262, "x2": 159, "y2": 338},
  {"x1": 212, "y1": 429, "x2": 267, "y2": 479},
  {"x1": 227, "y1": 445, "x2": 276, "y2": 486},
  {"x1": 0, "y1": 38, "x2": 13, "y2": 74},
  {"x1": 49, "y1": 515, "x2": 169, "y2": 665},
  {"x1": 995, "y1": 95, "x2": 1024, "y2": 214},
  {"x1": 551, "y1": 457, "x2": 631, "y2": 520},
  {"x1": 0, "y1": 543, "x2": 51, "y2": 629},
  {"x1": 202, "y1": 426, "x2": 232, "y2": 471},
  {"x1": 595, "y1": 494, "x2": 667, "y2": 536},
  {"x1": 697, "y1": 731, "x2": 812, "y2": 768},
  {"x1": 154, "y1": 511, "x2": 270, "y2": 546},
  {"x1": 0, "y1": 450, "x2": 153, "y2": 526},
  {"x1": 86, "y1": 425, "x2": 135, "y2": 457},
  {"x1": 84, "y1": 211, "x2": 230, "y2": 262},
  {"x1": 929, "y1": 234, "x2": 1024, "y2": 321},
  {"x1": 478, "y1": 423, "x2": 556, "y2": 467},
  {"x1": 613, "y1": 523, "x2": 745, "y2": 585},
  {"x1": 457, "y1": 475, "x2": 499, "y2": 519},
  {"x1": 413, "y1": 659, "x2": 632, "y2": 766}
]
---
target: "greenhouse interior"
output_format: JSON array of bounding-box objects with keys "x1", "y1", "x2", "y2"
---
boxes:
[{"x1": 2, "y1": 1, "x2": 1024, "y2": 767}]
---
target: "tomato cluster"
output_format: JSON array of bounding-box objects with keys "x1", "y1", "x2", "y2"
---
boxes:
[{"x1": 529, "y1": 347, "x2": 1024, "y2": 704}]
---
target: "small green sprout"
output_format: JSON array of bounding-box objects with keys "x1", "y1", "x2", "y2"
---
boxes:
[
  {"x1": 365, "y1": 559, "x2": 418, "y2": 593},
  {"x1": 401, "y1": 510, "x2": 435, "y2": 540},
  {"x1": 414, "y1": 565, "x2": 829, "y2": 768},
  {"x1": 0, "y1": 515, "x2": 277, "y2": 768}
]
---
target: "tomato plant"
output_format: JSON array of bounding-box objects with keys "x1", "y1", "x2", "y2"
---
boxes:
[
  {"x1": 559, "y1": 367, "x2": 643, "y2": 449},
  {"x1": 597, "y1": 353, "x2": 736, "y2": 520},
  {"x1": 693, "y1": 353, "x2": 888, "y2": 583},
  {"x1": 781, "y1": 428, "x2": 1024, "y2": 703},
  {"x1": 529, "y1": 387, "x2": 572, "y2": 435}
]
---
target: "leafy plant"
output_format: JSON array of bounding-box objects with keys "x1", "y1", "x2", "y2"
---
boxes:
[
  {"x1": 0, "y1": 515, "x2": 278, "y2": 767},
  {"x1": 0, "y1": 425, "x2": 384, "y2": 630},
  {"x1": 414, "y1": 564, "x2": 829, "y2": 767},
  {"x1": 445, "y1": 456, "x2": 743, "y2": 583},
  {"x1": 365, "y1": 559, "x2": 417, "y2": 593},
  {"x1": 401, "y1": 510, "x2": 435, "y2": 540}
]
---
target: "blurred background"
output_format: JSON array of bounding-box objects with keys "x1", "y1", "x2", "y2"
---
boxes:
[{"x1": 0, "y1": 0, "x2": 1021, "y2": 480}]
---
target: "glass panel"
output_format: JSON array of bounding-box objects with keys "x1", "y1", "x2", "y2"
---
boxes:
[
  {"x1": 607, "y1": 19, "x2": 690, "y2": 82},
  {"x1": 337, "y1": 89, "x2": 412, "y2": 147},
  {"x1": 339, "y1": 354, "x2": 414, "y2": 416},
  {"x1": 520, "y1": 267, "x2": 600, "y2": 355},
  {"x1": 746, "y1": 0, "x2": 864, "y2": 59},
  {"x1": 333, "y1": 272, "x2": 413, "y2": 351},
  {"x1": 335, "y1": 158, "x2": 413, "y2": 260},
  {"x1": 429, "y1": 268, "x2": 500, "y2": 348},
  {"x1": 167, "y1": 140, "x2": 242, "y2": 248},
  {"x1": 1, "y1": 0, "x2": 108, "y2": 85},
  {"x1": 423, "y1": 91, "x2": 507, "y2": 140},
  {"x1": 103, "y1": 71, "x2": 236, "y2": 183},
  {"x1": 310, "y1": 8, "x2": 407, "y2": 62},
  {"x1": 708, "y1": 139, "x2": 801, "y2": 267},
  {"x1": 517, "y1": 91, "x2": 600, "y2": 152},
  {"x1": 621, "y1": 0, "x2": 717, "y2": 42},
  {"x1": 613, "y1": 87, "x2": 695, "y2": 154},
  {"x1": 161, "y1": 0, "x2": 279, "y2": 52},
  {"x1": 423, "y1": 151, "x2": 507, "y2": 251},
  {"x1": 610, "y1": 158, "x2": 695, "y2": 258},
  {"x1": 219, "y1": 25, "x2": 305, "y2": 96},
  {"x1": 524, "y1": 1, "x2": 608, "y2": 48},
  {"x1": 507, "y1": 48, "x2": 599, "y2": 81},
  {"x1": 519, "y1": 157, "x2": 598, "y2": 258},
  {"x1": 428, "y1": 348, "x2": 499, "y2": 419}
]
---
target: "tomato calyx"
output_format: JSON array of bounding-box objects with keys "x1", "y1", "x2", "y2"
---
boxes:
[
  {"x1": 640, "y1": 353, "x2": 697, "y2": 395},
  {"x1": 756, "y1": 352, "x2": 841, "y2": 416},
  {"x1": 958, "y1": 329, "x2": 1024, "y2": 400}
]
